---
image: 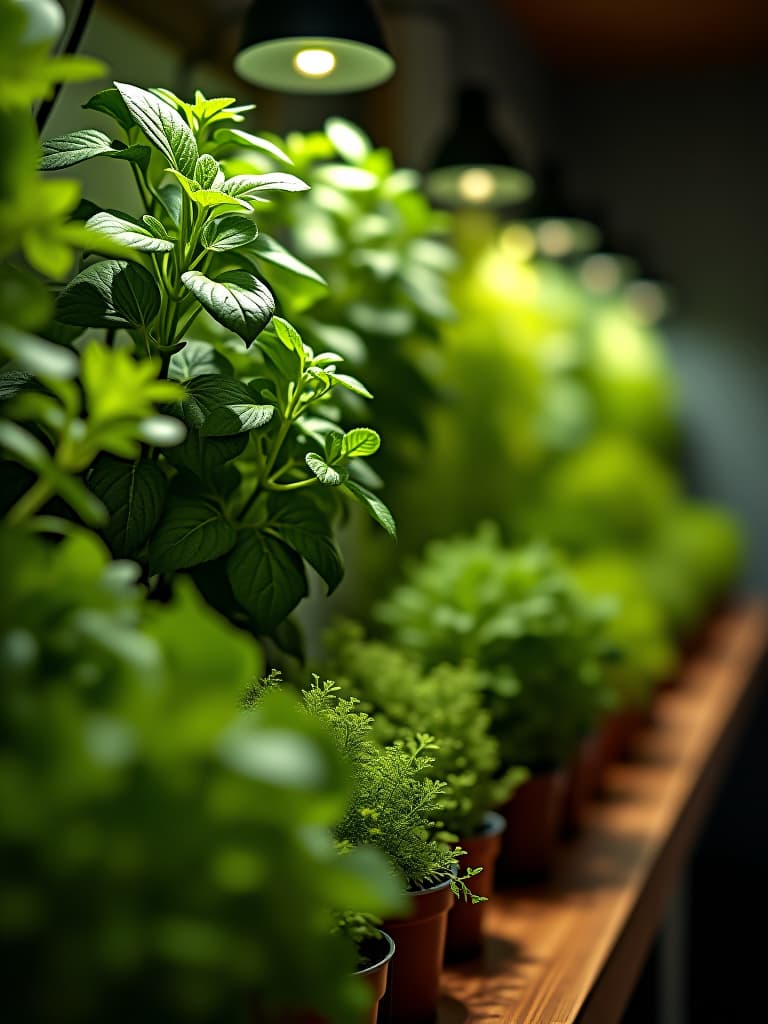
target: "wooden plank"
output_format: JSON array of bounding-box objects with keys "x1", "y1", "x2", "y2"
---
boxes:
[{"x1": 438, "y1": 603, "x2": 768, "y2": 1024}]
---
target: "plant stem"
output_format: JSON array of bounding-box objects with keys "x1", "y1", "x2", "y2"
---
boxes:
[
  {"x1": 6, "y1": 478, "x2": 53, "y2": 526},
  {"x1": 266, "y1": 477, "x2": 318, "y2": 492}
]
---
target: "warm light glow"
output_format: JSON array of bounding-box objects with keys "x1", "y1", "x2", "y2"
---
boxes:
[
  {"x1": 293, "y1": 47, "x2": 337, "y2": 78},
  {"x1": 457, "y1": 167, "x2": 497, "y2": 204},
  {"x1": 579, "y1": 254, "x2": 623, "y2": 295},
  {"x1": 536, "y1": 218, "x2": 577, "y2": 258},
  {"x1": 624, "y1": 280, "x2": 669, "y2": 325},
  {"x1": 500, "y1": 223, "x2": 536, "y2": 263}
]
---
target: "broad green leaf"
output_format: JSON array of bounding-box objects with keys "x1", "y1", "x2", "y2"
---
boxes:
[
  {"x1": 245, "y1": 233, "x2": 327, "y2": 287},
  {"x1": 194, "y1": 153, "x2": 220, "y2": 188},
  {"x1": 325, "y1": 117, "x2": 372, "y2": 165},
  {"x1": 149, "y1": 495, "x2": 236, "y2": 572},
  {"x1": 226, "y1": 530, "x2": 308, "y2": 632},
  {"x1": 40, "y1": 130, "x2": 150, "y2": 171},
  {"x1": 272, "y1": 316, "x2": 304, "y2": 355},
  {"x1": 181, "y1": 270, "x2": 274, "y2": 345},
  {"x1": 266, "y1": 492, "x2": 343, "y2": 594},
  {"x1": 348, "y1": 458, "x2": 384, "y2": 491},
  {"x1": 56, "y1": 260, "x2": 161, "y2": 329},
  {"x1": 314, "y1": 164, "x2": 378, "y2": 191},
  {"x1": 162, "y1": 429, "x2": 247, "y2": 482},
  {"x1": 201, "y1": 215, "x2": 257, "y2": 252},
  {"x1": 179, "y1": 374, "x2": 270, "y2": 436},
  {"x1": 212, "y1": 127, "x2": 293, "y2": 165},
  {"x1": 82, "y1": 87, "x2": 135, "y2": 130},
  {"x1": 343, "y1": 479, "x2": 396, "y2": 538},
  {"x1": 169, "y1": 340, "x2": 234, "y2": 380},
  {"x1": 221, "y1": 172, "x2": 309, "y2": 197},
  {"x1": 257, "y1": 331, "x2": 302, "y2": 382},
  {"x1": 305, "y1": 452, "x2": 348, "y2": 487},
  {"x1": 88, "y1": 456, "x2": 168, "y2": 556},
  {"x1": 323, "y1": 369, "x2": 373, "y2": 399},
  {"x1": 0, "y1": 325, "x2": 78, "y2": 380},
  {"x1": 157, "y1": 182, "x2": 182, "y2": 224},
  {"x1": 86, "y1": 212, "x2": 174, "y2": 253},
  {"x1": 115, "y1": 81, "x2": 198, "y2": 176},
  {"x1": 165, "y1": 169, "x2": 251, "y2": 211},
  {"x1": 341, "y1": 427, "x2": 380, "y2": 458}
]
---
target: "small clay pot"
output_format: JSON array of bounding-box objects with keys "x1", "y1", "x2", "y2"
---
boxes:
[
  {"x1": 496, "y1": 767, "x2": 567, "y2": 880},
  {"x1": 378, "y1": 876, "x2": 453, "y2": 1023},
  {"x1": 562, "y1": 733, "x2": 600, "y2": 835},
  {"x1": 445, "y1": 810, "x2": 506, "y2": 962},
  {"x1": 261, "y1": 930, "x2": 395, "y2": 1024}
]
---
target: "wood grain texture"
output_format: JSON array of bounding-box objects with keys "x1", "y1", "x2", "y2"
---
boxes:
[{"x1": 437, "y1": 602, "x2": 768, "y2": 1024}]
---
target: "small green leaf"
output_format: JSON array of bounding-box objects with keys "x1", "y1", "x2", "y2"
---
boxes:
[
  {"x1": 88, "y1": 456, "x2": 168, "y2": 556},
  {"x1": 314, "y1": 164, "x2": 378, "y2": 191},
  {"x1": 165, "y1": 169, "x2": 251, "y2": 211},
  {"x1": 201, "y1": 215, "x2": 258, "y2": 252},
  {"x1": 142, "y1": 215, "x2": 170, "y2": 240},
  {"x1": 324, "y1": 430, "x2": 344, "y2": 463},
  {"x1": 305, "y1": 453, "x2": 348, "y2": 487},
  {"x1": 181, "y1": 270, "x2": 274, "y2": 345},
  {"x1": 325, "y1": 370, "x2": 373, "y2": 399},
  {"x1": 82, "y1": 88, "x2": 135, "y2": 130},
  {"x1": 342, "y1": 427, "x2": 380, "y2": 458},
  {"x1": 221, "y1": 172, "x2": 309, "y2": 197},
  {"x1": 115, "y1": 81, "x2": 198, "y2": 176},
  {"x1": 343, "y1": 479, "x2": 396, "y2": 538},
  {"x1": 212, "y1": 127, "x2": 293, "y2": 165},
  {"x1": 149, "y1": 495, "x2": 237, "y2": 572},
  {"x1": 272, "y1": 316, "x2": 304, "y2": 354},
  {"x1": 266, "y1": 492, "x2": 344, "y2": 594},
  {"x1": 169, "y1": 340, "x2": 234, "y2": 380},
  {"x1": 56, "y1": 260, "x2": 161, "y2": 329},
  {"x1": 86, "y1": 212, "x2": 174, "y2": 253},
  {"x1": 41, "y1": 130, "x2": 119, "y2": 170},
  {"x1": 194, "y1": 153, "x2": 221, "y2": 188},
  {"x1": 201, "y1": 402, "x2": 274, "y2": 437},
  {"x1": 226, "y1": 530, "x2": 308, "y2": 632},
  {"x1": 245, "y1": 233, "x2": 327, "y2": 287},
  {"x1": 179, "y1": 374, "x2": 271, "y2": 436},
  {"x1": 325, "y1": 117, "x2": 372, "y2": 165}
]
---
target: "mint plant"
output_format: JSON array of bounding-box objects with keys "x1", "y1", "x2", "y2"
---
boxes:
[
  {"x1": 27, "y1": 81, "x2": 396, "y2": 647},
  {"x1": 322, "y1": 620, "x2": 526, "y2": 838}
]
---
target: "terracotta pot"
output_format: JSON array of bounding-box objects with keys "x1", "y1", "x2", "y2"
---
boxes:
[
  {"x1": 259, "y1": 930, "x2": 395, "y2": 1024},
  {"x1": 562, "y1": 732, "x2": 600, "y2": 836},
  {"x1": 378, "y1": 876, "x2": 453, "y2": 1023},
  {"x1": 445, "y1": 811, "x2": 506, "y2": 962},
  {"x1": 496, "y1": 767, "x2": 567, "y2": 880}
]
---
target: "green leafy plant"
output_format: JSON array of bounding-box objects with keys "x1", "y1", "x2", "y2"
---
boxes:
[
  {"x1": 230, "y1": 116, "x2": 458, "y2": 474},
  {"x1": 6, "y1": 79, "x2": 397, "y2": 647},
  {"x1": 375, "y1": 525, "x2": 618, "y2": 769},
  {"x1": 321, "y1": 620, "x2": 526, "y2": 837},
  {"x1": 247, "y1": 672, "x2": 482, "y2": 901}
]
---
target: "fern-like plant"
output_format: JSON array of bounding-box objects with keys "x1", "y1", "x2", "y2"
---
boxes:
[{"x1": 321, "y1": 621, "x2": 526, "y2": 837}]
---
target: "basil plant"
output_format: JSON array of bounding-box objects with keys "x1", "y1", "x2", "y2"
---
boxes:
[{"x1": 34, "y1": 82, "x2": 395, "y2": 650}]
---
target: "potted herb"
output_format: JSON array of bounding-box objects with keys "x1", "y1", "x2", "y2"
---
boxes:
[
  {"x1": 32, "y1": 80, "x2": 396, "y2": 652},
  {"x1": 375, "y1": 524, "x2": 617, "y2": 876},
  {"x1": 247, "y1": 673, "x2": 482, "y2": 1022},
  {"x1": 322, "y1": 619, "x2": 526, "y2": 959}
]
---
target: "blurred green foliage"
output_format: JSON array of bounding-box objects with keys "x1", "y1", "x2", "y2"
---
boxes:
[
  {"x1": 321, "y1": 620, "x2": 526, "y2": 837},
  {"x1": 375, "y1": 525, "x2": 618, "y2": 768}
]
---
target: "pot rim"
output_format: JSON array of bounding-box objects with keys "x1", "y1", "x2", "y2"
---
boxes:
[
  {"x1": 355, "y1": 928, "x2": 395, "y2": 978},
  {"x1": 406, "y1": 872, "x2": 454, "y2": 896}
]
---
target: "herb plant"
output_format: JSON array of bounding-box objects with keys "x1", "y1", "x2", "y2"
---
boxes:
[
  {"x1": 247, "y1": 673, "x2": 483, "y2": 900},
  {"x1": 322, "y1": 620, "x2": 526, "y2": 837},
  {"x1": 375, "y1": 525, "x2": 617, "y2": 769},
  {"x1": 26, "y1": 79, "x2": 395, "y2": 648}
]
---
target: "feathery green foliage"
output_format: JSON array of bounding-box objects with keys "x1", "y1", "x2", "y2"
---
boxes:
[{"x1": 321, "y1": 620, "x2": 526, "y2": 836}]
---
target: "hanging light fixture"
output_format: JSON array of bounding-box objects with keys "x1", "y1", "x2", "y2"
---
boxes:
[
  {"x1": 234, "y1": 0, "x2": 395, "y2": 94},
  {"x1": 426, "y1": 86, "x2": 534, "y2": 209},
  {"x1": 526, "y1": 161, "x2": 601, "y2": 259}
]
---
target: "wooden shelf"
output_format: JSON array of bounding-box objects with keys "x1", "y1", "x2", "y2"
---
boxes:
[{"x1": 438, "y1": 602, "x2": 768, "y2": 1024}]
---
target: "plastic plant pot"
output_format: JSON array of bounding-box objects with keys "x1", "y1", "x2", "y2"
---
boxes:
[
  {"x1": 496, "y1": 767, "x2": 567, "y2": 880},
  {"x1": 445, "y1": 811, "x2": 506, "y2": 962},
  {"x1": 378, "y1": 876, "x2": 454, "y2": 1022}
]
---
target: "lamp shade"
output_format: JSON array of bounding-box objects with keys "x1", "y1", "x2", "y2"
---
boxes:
[
  {"x1": 234, "y1": 0, "x2": 395, "y2": 94},
  {"x1": 426, "y1": 87, "x2": 534, "y2": 209},
  {"x1": 526, "y1": 161, "x2": 601, "y2": 258}
]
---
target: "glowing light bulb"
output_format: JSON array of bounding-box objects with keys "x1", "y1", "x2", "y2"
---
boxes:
[
  {"x1": 457, "y1": 167, "x2": 496, "y2": 204},
  {"x1": 293, "y1": 47, "x2": 337, "y2": 78},
  {"x1": 536, "y1": 218, "x2": 577, "y2": 258}
]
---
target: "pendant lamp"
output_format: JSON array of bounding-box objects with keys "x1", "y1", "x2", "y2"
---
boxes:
[
  {"x1": 426, "y1": 86, "x2": 534, "y2": 209},
  {"x1": 526, "y1": 161, "x2": 601, "y2": 259},
  {"x1": 234, "y1": 0, "x2": 395, "y2": 94}
]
